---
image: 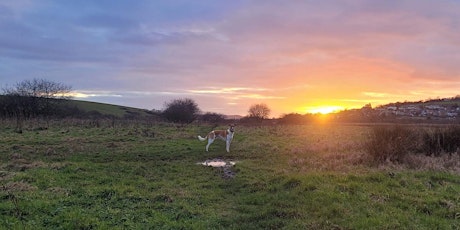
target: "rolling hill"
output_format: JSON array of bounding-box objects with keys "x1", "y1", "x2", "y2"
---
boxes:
[
  {"x1": 63, "y1": 99, "x2": 159, "y2": 119},
  {"x1": 0, "y1": 95, "x2": 159, "y2": 119}
]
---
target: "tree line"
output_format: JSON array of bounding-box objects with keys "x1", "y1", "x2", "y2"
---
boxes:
[
  {"x1": 8, "y1": 78, "x2": 452, "y2": 130},
  {"x1": 161, "y1": 98, "x2": 271, "y2": 124},
  {"x1": 1, "y1": 79, "x2": 276, "y2": 131},
  {"x1": 1, "y1": 79, "x2": 72, "y2": 132}
]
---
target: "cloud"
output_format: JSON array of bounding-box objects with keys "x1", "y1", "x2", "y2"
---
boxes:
[
  {"x1": 362, "y1": 92, "x2": 388, "y2": 98},
  {"x1": 186, "y1": 87, "x2": 281, "y2": 102},
  {"x1": 188, "y1": 86, "x2": 286, "y2": 100},
  {"x1": 72, "y1": 89, "x2": 191, "y2": 99},
  {"x1": 71, "y1": 91, "x2": 122, "y2": 98},
  {"x1": 188, "y1": 87, "x2": 266, "y2": 94}
]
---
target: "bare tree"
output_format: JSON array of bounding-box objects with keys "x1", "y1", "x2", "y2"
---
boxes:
[
  {"x1": 248, "y1": 103, "x2": 271, "y2": 119},
  {"x1": 10, "y1": 78, "x2": 72, "y2": 98}
]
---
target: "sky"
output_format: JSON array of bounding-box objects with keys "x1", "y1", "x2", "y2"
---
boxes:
[{"x1": 1, "y1": 0, "x2": 460, "y2": 117}]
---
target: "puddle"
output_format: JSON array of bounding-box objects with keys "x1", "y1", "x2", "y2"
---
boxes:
[
  {"x1": 198, "y1": 159, "x2": 237, "y2": 179},
  {"x1": 199, "y1": 159, "x2": 236, "y2": 167}
]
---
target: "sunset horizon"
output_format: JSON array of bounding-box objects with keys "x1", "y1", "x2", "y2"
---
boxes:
[{"x1": 1, "y1": 1, "x2": 459, "y2": 118}]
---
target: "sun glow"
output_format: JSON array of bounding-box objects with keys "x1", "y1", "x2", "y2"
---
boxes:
[{"x1": 304, "y1": 106, "x2": 344, "y2": 114}]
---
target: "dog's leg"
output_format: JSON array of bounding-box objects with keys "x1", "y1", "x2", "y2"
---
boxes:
[
  {"x1": 206, "y1": 138, "x2": 214, "y2": 152},
  {"x1": 226, "y1": 137, "x2": 232, "y2": 152}
]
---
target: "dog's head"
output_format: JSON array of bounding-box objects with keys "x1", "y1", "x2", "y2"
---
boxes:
[{"x1": 228, "y1": 124, "x2": 235, "y2": 133}]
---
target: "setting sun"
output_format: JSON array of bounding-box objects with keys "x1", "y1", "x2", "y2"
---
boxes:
[{"x1": 304, "y1": 106, "x2": 345, "y2": 114}]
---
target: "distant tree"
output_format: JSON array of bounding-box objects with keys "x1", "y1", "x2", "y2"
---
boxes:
[
  {"x1": 248, "y1": 103, "x2": 271, "y2": 119},
  {"x1": 162, "y1": 98, "x2": 200, "y2": 124},
  {"x1": 6, "y1": 78, "x2": 71, "y2": 98},
  {"x1": 362, "y1": 103, "x2": 372, "y2": 109}
]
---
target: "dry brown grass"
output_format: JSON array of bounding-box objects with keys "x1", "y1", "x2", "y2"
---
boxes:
[
  {"x1": 0, "y1": 170, "x2": 15, "y2": 182},
  {"x1": 263, "y1": 124, "x2": 371, "y2": 173},
  {"x1": 5, "y1": 152, "x2": 47, "y2": 172},
  {"x1": 402, "y1": 153, "x2": 460, "y2": 174},
  {"x1": 1, "y1": 181, "x2": 38, "y2": 192}
]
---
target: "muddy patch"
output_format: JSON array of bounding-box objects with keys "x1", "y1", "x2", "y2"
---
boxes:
[{"x1": 199, "y1": 159, "x2": 237, "y2": 179}]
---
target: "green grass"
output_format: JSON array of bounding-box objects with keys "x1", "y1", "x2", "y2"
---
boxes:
[{"x1": 0, "y1": 122, "x2": 459, "y2": 229}]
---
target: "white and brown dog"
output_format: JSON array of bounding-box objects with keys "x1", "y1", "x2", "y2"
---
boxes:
[{"x1": 198, "y1": 124, "x2": 235, "y2": 152}]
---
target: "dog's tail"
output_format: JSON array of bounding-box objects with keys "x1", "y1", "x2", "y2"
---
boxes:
[{"x1": 197, "y1": 135, "x2": 207, "y2": 141}]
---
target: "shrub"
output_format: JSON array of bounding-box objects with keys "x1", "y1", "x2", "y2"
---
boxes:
[
  {"x1": 279, "y1": 113, "x2": 308, "y2": 125},
  {"x1": 364, "y1": 126, "x2": 418, "y2": 163},
  {"x1": 199, "y1": 112, "x2": 225, "y2": 123},
  {"x1": 162, "y1": 98, "x2": 200, "y2": 124}
]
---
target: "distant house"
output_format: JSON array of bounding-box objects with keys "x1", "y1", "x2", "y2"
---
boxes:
[{"x1": 387, "y1": 106, "x2": 397, "y2": 111}]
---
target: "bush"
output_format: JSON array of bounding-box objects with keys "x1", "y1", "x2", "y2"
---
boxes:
[
  {"x1": 279, "y1": 113, "x2": 308, "y2": 125},
  {"x1": 162, "y1": 98, "x2": 200, "y2": 124},
  {"x1": 421, "y1": 126, "x2": 460, "y2": 156},
  {"x1": 199, "y1": 112, "x2": 225, "y2": 123},
  {"x1": 365, "y1": 126, "x2": 418, "y2": 163}
]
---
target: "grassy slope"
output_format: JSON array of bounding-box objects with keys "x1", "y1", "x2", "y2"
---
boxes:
[
  {"x1": 65, "y1": 100, "x2": 154, "y2": 118},
  {"x1": 0, "y1": 123, "x2": 459, "y2": 229},
  {"x1": 0, "y1": 95, "x2": 155, "y2": 118}
]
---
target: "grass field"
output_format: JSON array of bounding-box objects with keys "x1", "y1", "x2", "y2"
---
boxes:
[{"x1": 1, "y1": 121, "x2": 459, "y2": 229}]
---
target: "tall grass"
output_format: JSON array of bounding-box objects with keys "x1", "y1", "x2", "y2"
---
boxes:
[
  {"x1": 365, "y1": 125, "x2": 460, "y2": 164},
  {"x1": 364, "y1": 126, "x2": 418, "y2": 163},
  {"x1": 421, "y1": 126, "x2": 460, "y2": 156}
]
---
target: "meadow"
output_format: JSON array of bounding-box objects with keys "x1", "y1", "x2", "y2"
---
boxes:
[{"x1": 0, "y1": 120, "x2": 459, "y2": 229}]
